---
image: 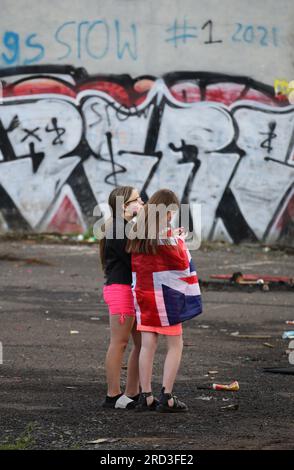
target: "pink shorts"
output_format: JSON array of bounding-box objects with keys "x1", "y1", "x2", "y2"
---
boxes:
[
  {"x1": 103, "y1": 284, "x2": 135, "y2": 324},
  {"x1": 137, "y1": 323, "x2": 182, "y2": 336}
]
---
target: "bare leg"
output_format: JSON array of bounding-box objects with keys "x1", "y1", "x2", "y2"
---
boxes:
[
  {"x1": 125, "y1": 323, "x2": 141, "y2": 397},
  {"x1": 139, "y1": 332, "x2": 158, "y2": 405},
  {"x1": 105, "y1": 315, "x2": 135, "y2": 397},
  {"x1": 162, "y1": 334, "x2": 183, "y2": 406}
]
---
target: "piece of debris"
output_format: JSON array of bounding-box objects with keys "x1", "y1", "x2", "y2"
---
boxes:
[
  {"x1": 263, "y1": 367, "x2": 294, "y2": 375},
  {"x1": 197, "y1": 384, "x2": 213, "y2": 390},
  {"x1": 234, "y1": 335, "x2": 272, "y2": 339},
  {"x1": 230, "y1": 331, "x2": 239, "y2": 336},
  {"x1": 263, "y1": 343, "x2": 274, "y2": 348},
  {"x1": 211, "y1": 272, "x2": 293, "y2": 285},
  {"x1": 70, "y1": 330, "x2": 79, "y2": 335},
  {"x1": 199, "y1": 325, "x2": 210, "y2": 329},
  {"x1": 195, "y1": 396, "x2": 213, "y2": 401},
  {"x1": 221, "y1": 404, "x2": 239, "y2": 411},
  {"x1": 205, "y1": 272, "x2": 294, "y2": 292},
  {"x1": 208, "y1": 370, "x2": 218, "y2": 375},
  {"x1": 198, "y1": 381, "x2": 239, "y2": 391},
  {"x1": 90, "y1": 317, "x2": 101, "y2": 321},
  {"x1": 262, "y1": 284, "x2": 270, "y2": 292},
  {"x1": 87, "y1": 438, "x2": 121, "y2": 444},
  {"x1": 282, "y1": 331, "x2": 294, "y2": 339},
  {"x1": 213, "y1": 381, "x2": 239, "y2": 391}
]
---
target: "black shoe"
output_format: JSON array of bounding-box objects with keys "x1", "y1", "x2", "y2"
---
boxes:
[
  {"x1": 156, "y1": 387, "x2": 188, "y2": 413},
  {"x1": 102, "y1": 393, "x2": 123, "y2": 409},
  {"x1": 102, "y1": 393, "x2": 140, "y2": 410},
  {"x1": 128, "y1": 393, "x2": 140, "y2": 402},
  {"x1": 135, "y1": 392, "x2": 159, "y2": 412}
]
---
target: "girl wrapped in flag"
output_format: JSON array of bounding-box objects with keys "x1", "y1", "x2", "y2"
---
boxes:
[{"x1": 127, "y1": 189, "x2": 202, "y2": 413}]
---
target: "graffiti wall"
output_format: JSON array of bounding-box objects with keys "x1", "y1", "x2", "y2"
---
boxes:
[
  {"x1": 0, "y1": 0, "x2": 293, "y2": 244},
  {"x1": 0, "y1": 66, "x2": 293, "y2": 244}
]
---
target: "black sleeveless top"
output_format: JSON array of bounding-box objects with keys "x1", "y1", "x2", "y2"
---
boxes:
[{"x1": 103, "y1": 217, "x2": 132, "y2": 286}]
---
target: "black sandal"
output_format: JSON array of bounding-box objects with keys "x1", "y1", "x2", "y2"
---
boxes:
[
  {"x1": 156, "y1": 387, "x2": 188, "y2": 413},
  {"x1": 135, "y1": 392, "x2": 159, "y2": 412}
]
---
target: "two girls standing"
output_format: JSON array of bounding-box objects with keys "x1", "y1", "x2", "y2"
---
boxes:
[{"x1": 100, "y1": 187, "x2": 202, "y2": 412}]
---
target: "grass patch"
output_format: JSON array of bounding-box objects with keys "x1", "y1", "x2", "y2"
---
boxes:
[{"x1": 0, "y1": 423, "x2": 36, "y2": 450}]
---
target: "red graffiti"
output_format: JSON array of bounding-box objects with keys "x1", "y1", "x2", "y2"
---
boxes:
[
  {"x1": 1, "y1": 69, "x2": 286, "y2": 110},
  {"x1": 47, "y1": 195, "x2": 85, "y2": 234}
]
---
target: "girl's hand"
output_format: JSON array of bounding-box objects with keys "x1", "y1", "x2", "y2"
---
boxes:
[{"x1": 173, "y1": 227, "x2": 188, "y2": 239}]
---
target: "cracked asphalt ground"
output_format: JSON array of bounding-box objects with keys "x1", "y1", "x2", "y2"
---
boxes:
[{"x1": 0, "y1": 239, "x2": 293, "y2": 450}]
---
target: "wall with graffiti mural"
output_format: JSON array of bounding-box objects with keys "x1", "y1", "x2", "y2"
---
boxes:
[{"x1": 0, "y1": 0, "x2": 293, "y2": 244}]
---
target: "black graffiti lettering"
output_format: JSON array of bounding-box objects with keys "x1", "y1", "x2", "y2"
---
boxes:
[
  {"x1": 137, "y1": 106, "x2": 151, "y2": 119},
  {"x1": 104, "y1": 102, "x2": 152, "y2": 126},
  {"x1": 105, "y1": 131, "x2": 118, "y2": 186},
  {"x1": 19, "y1": 142, "x2": 45, "y2": 173},
  {"x1": 201, "y1": 20, "x2": 223, "y2": 44},
  {"x1": 170, "y1": 140, "x2": 199, "y2": 164},
  {"x1": 89, "y1": 102, "x2": 103, "y2": 127},
  {"x1": 118, "y1": 149, "x2": 162, "y2": 158},
  {"x1": 115, "y1": 104, "x2": 150, "y2": 121},
  {"x1": 0, "y1": 119, "x2": 18, "y2": 162},
  {"x1": 118, "y1": 148, "x2": 162, "y2": 202},
  {"x1": 45, "y1": 118, "x2": 66, "y2": 145},
  {"x1": 260, "y1": 121, "x2": 277, "y2": 154},
  {"x1": 115, "y1": 105, "x2": 130, "y2": 122},
  {"x1": 21, "y1": 127, "x2": 42, "y2": 143},
  {"x1": 105, "y1": 103, "x2": 112, "y2": 127},
  {"x1": 0, "y1": 124, "x2": 43, "y2": 171},
  {"x1": 169, "y1": 140, "x2": 201, "y2": 230},
  {"x1": 264, "y1": 156, "x2": 294, "y2": 168},
  {"x1": 215, "y1": 188, "x2": 258, "y2": 243},
  {"x1": 7, "y1": 115, "x2": 20, "y2": 133}
]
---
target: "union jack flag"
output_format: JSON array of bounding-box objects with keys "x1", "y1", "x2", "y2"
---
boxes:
[{"x1": 132, "y1": 237, "x2": 202, "y2": 327}]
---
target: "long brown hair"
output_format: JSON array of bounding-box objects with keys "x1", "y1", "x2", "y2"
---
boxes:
[
  {"x1": 126, "y1": 189, "x2": 180, "y2": 254},
  {"x1": 99, "y1": 186, "x2": 134, "y2": 270}
]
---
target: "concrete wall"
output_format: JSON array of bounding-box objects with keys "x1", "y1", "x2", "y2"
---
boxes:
[
  {"x1": 1, "y1": 0, "x2": 293, "y2": 81},
  {"x1": 0, "y1": 0, "x2": 293, "y2": 244}
]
